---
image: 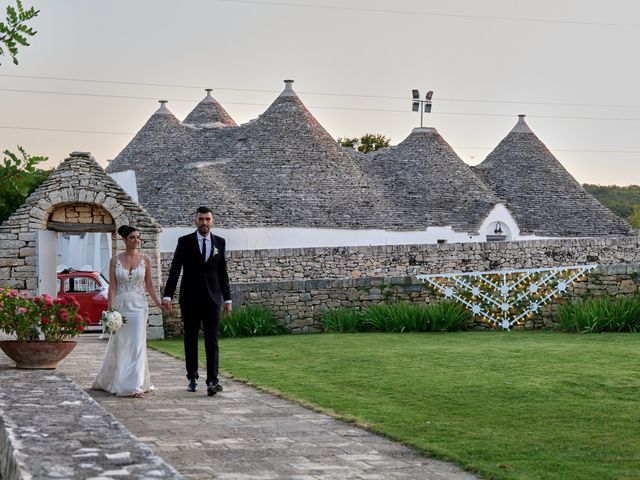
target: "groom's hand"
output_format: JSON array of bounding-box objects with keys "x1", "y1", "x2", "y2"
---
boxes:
[
  {"x1": 223, "y1": 303, "x2": 232, "y2": 315},
  {"x1": 161, "y1": 299, "x2": 173, "y2": 311}
]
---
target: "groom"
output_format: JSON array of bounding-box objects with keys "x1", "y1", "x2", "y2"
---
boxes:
[{"x1": 162, "y1": 206, "x2": 232, "y2": 396}]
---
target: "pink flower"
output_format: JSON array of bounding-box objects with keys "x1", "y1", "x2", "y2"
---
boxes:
[
  {"x1": 17, "y1": 307, "x2": 27, "y2": 315},
  {"x1": 75, "y1": 314, "x2": 83, "y2": 324},
  {"x1": 59, "y1": 308, "x2": 69, "y2": 321}
]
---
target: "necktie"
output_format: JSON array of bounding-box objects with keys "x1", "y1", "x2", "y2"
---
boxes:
[{"x1": 201, "y1": 237, "x2": 207, "y2": 262}]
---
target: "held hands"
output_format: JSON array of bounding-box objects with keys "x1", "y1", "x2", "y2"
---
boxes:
[{"x1": 161, "y1": 299, "x2": 173, "y2": 311}]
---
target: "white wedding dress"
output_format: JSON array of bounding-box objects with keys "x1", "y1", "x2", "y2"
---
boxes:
[{"x1": 92, "y1": 259, "x2": 152, "y2": 396}]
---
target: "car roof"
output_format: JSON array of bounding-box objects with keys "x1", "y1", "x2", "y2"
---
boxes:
[{"x1": 58, "y1": 269, "x2": 100, "y2": 275}]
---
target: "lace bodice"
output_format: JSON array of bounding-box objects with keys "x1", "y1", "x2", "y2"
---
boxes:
[{"x1": 115, "y1": 258, "x2": 146, "y2": 298}]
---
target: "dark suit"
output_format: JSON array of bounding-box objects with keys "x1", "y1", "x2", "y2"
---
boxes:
[{"x1": 163, "y1": 231, "x2": 231, "y2": 385}]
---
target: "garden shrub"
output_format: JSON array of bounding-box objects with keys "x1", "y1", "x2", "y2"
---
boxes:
[
  {"x1": 220, "y1": 305, "x2": 287, "y2": 337},
  {"x1": 557, "y1": 295, "x2": 640, "y2": 333},
  {"x1": 321, "y1": 308, "x2": 363, "y2": 333},
  {"x1": 322, "y1": 301, "x2": 470, "y2": 333}
]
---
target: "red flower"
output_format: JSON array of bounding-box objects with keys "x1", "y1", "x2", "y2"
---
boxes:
[
  {"x1": 41, "y1": 316, "x2": 49, "y2": 325},
  {"x1": 79, "y1": 325, "x2": 85, "y2": 332},
  {"x1": 75, "y1": 314, "x2": 83, "y2": 324}
]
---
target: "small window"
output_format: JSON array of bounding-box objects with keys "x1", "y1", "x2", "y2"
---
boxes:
[
  {"x1": 66, "y1": 277, "x2": 100, "y2": 293},
  {"x1": 437, "y1": 239, "x2": 447, "y2": 244}
]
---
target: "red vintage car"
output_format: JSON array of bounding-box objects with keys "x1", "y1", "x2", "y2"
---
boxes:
[{"x1": 56, "y1": 269, "x2": 109, "y2": 327}]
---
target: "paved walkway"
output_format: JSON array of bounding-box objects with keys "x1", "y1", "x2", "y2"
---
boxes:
[{"x1": 60, "y1": 334, "x2": 477, "y2": 480}]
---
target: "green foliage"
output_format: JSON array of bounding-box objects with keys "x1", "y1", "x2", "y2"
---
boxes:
[
  {"x1": 0, "y1": 0, "x2": 39, "y2": 65},
  {"x1": 321, "y1": 308, "x2": 363, "y2": 333},
  {"x1": 322, "y1": 301, "x2": 470, "y2": 333},
  {"x1": 363, "y1": 304, "x2": 420, "y2": 332},
  {"x1": 583, "y1": 183, "x2": 640, "y2": 223},
  {"x1": 219, "y1": 305, "x2": 287, "y2": 338},
  {"x1": 0, "y1": 146, "x2": 50, "y2": 223},
  {"x1": 424, "y1": 301, "x2": 473, "y2": 331},
  {"x1": 629, "y1": 205, "x2": 640, "y2": 228},
  {"x1": 338, "y1": 133, "x2": 391, "y2": 153},
  {"x1": 556, "y1": 295, "x2": 640, "y2": 333}
]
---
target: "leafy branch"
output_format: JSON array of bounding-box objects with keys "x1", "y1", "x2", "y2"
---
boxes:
[
  {"x1": 0, "y1": 0, "x2": 39, "y2": 65},
  {"x1": 0, "y1": 146, "x2": 50, "y2": 223}
]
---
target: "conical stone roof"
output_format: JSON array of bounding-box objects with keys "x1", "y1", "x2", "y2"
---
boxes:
[
  {"x1": 107, "y1": 101, "x2": 187, "y2": 174},
  {"x1": 474, "y1": 115, "x2": 631, "y2": 236},
  {"x1": 171, "y1": 80, "x2": 389, "y2": 228},
  {"x1": 364, "y1": 127, "x2": 502, "y2": 232},
  {"x1": 183, "y1": 89, "x2": 237, "y2": 127}
]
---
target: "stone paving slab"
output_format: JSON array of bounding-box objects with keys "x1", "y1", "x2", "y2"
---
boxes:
[
  {"x1": 57, "y1": 334, "x2": 478, "y2": 480},
  {"x1": 0, "y1": 355, "x2": 182, "y2": 479}
]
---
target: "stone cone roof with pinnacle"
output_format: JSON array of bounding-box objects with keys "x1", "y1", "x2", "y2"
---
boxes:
[
  {"x1": 363, "y1": 127, "x2": 502, "y2": 232},
  {"x1": 473, "y1": 115, "x2": 631, "y2": 236},
  {"x1": 107, "y1": 101, "x2": 187, "y2": 174},
  {"x1": 183, "y1": 89, "x2": 237, "y2": 127},
  {"x1": 106, "y1": 99, "x2": 239, "y2": 224},
  {"x1": 156, "y1": 80, "x2": 389, "y2": 228}
]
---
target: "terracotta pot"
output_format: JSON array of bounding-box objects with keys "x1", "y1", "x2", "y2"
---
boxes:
[{"x1": 0, "y1": 340, "x2": 77, "y2": 369}]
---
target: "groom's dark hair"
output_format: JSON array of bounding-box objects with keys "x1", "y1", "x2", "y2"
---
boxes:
[{"x1": 196, "y1": 206, "x2": 212, "y2": 215}]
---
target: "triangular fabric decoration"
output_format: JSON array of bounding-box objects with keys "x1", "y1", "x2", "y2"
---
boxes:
[{"x1": 417, "y1": 264, "x2": 597, "y2": 330}]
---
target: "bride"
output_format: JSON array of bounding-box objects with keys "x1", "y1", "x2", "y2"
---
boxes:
[{"x1": 92, "y1": 225, "x2": 163, "y2": 398}]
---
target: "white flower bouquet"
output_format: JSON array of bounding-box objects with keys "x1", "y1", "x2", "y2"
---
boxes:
[{"x1": 101, "y1": 309, "x2": 126, "y2": 334}]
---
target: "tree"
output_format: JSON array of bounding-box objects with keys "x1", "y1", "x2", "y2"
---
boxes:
[
  {"x1": 0, "y1": 0, "x2": 39, "y2": 65},
  {"x1": 629, "y1": 206, "x2": 640, "y2": 228},
  {"x1": 0, "y1": 146, "x2": 51, "y2": 223},
  {"x1": 584, "y1": 184, "x2": 640, "y2": 222},
  {"x1": 338, "y1": 133, "x2": 391, "y2": 153}
]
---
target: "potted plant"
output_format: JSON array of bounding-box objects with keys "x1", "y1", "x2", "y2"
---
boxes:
[{"x1": 0, "y1": 287, "x2": 87, "y2": 369}]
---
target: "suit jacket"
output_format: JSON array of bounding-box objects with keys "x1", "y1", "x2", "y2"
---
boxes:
[{"x1": 163, "y1": 231, "x2": 231, "y2": 307}]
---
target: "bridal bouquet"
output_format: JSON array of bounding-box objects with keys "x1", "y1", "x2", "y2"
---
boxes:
[{"x1": 101, "y1": 309, "x2": 126, "y2": 334}]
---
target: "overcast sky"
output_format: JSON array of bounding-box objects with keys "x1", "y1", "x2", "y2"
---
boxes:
[{"x1": 1, "y1": 0, "x2": 639, "y2": 185}]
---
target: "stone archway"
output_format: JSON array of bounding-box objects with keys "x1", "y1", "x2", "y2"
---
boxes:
[{"x1": 0, "y1": 152, "x2": 165, "y2": 339}]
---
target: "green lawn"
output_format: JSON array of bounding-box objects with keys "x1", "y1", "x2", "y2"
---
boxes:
[{"x1": 149, "y1": 332, "x2": 640, "y2": 480}]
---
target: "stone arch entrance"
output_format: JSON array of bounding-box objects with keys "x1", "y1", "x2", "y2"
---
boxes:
[{"x1": 0, "y1": 152, "x2": 165, "y2": 338}]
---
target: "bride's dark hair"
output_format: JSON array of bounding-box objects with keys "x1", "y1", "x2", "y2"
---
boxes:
[{"x1": 117, "y1": 225, "x2": 139, "y2": 238}]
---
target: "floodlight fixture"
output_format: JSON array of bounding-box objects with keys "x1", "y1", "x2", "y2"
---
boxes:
[{"x1": 411, "y1": 89, "x2": 434, "y2": 127}]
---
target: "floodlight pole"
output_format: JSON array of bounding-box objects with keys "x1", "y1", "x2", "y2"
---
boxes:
[{"x1": 411, "y1": 90, "x2": 433, "y2": 128}]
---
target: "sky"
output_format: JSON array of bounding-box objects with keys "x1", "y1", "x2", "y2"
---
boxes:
[{"x1": 1, "y1": 0, "x2": 639, "y2": 185}]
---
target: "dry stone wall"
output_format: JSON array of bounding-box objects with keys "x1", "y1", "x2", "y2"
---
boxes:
[
  {"x1": 230, "y1": 264, "x2": 640, "y2": 332},
  {"x1": 161, "y1": 236, "x2": 640, "y2": 334}
]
